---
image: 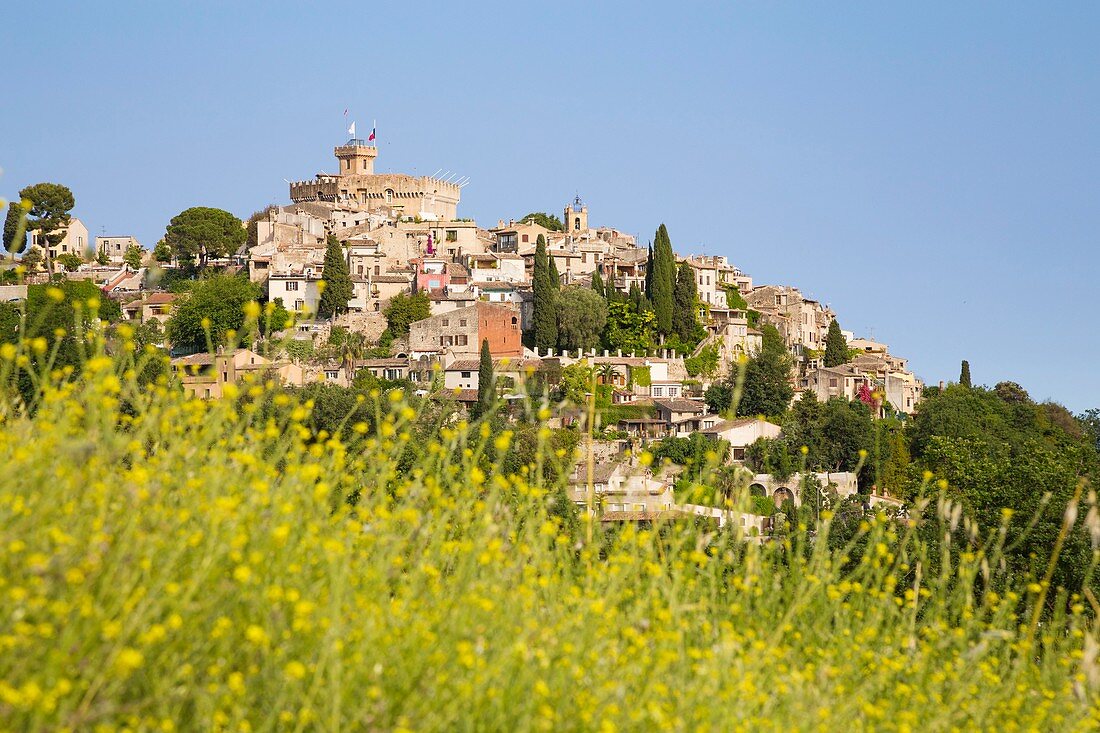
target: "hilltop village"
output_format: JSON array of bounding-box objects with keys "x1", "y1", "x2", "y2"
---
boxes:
[{"x1": 4, "y1": 136, "x2": 925, "y2": 530}]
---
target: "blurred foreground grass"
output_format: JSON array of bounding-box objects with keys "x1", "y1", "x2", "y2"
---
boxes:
[{"x1": 0, "y1": 325, "x2": 1098, "y2": 732}]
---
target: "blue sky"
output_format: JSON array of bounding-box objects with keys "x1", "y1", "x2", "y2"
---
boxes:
[{"x1": 1, "y1": 2, "x2": 1097, "y2": 410}]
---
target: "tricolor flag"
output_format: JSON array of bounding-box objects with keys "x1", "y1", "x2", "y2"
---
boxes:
[{"x1": 368, "y1": 124, "x2": 376, "y2": 142}]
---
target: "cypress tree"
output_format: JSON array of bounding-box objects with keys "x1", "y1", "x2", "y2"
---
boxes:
[
  {"x1": 3, "y1": 202, "x2": 28, "y2": 257},
  {"x1": 474, "y1": 338, "x2": 494, "y2": 419},
  {"x1": 318, "y1": 235, "x2": 353, "y2": 318},
  {"x1": 533, "y1": 235, "x2": 557, "y2": 351},
  {"x1": 823, "y1": 319, "x2": 848, "y2": 367},
  {"x1": 644, "y1": 245, "x2": 654, "y2": 298},
  {"x1": 548, "y1": 251, "x2": 560, "y2": 289},
  {"x1": 590, "y1": 268, "x2": 605, "y2": 298},
  {"x1": 673, "y1": 261, "x2": 698, "y2": 343},
  {"x1": 650, "y1": 224, "x2": 675, "y2": 336},
  {"x1": 960, "y1": 360, "x2": 972, "y2": 388}
]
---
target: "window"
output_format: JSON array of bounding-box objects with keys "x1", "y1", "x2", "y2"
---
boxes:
[
  {"x1": 374, "y1": 265, "x2": 380, "y2": 276},
  {"x1": 522, "y1": 234, "x2": 529, "y2": 243},
  {"x1": 456, "y1": 335, "x2": 468, "y2": 346},
  {"x1": 652, "y1": 387, "x2": 664, "y2": 397},
  {"x1": 324, "y1": 371, "x2": 339, "y2": 380},
  {"x1": 294, "y1": 299, "x2": 304, "y2": 311},
  {"x1": 442, "y1": 319, "x2": 449, "y2": 327},
  {"x1": 385, "y1": 189, "x2": 394, "y2": 203},
  {"x1": 446, "y1": 230, "x2": 458, "y2": 242},
  {"x1": 461, "y1": 371, "x2": 471, "y2": 378},
  {"x1": 829, "y1": 378, "x2": 838, "y2": 388},
  {"x1": 286, "y1": 281, "x2": 299, "y2": 291},
  {"x1": 459, "y1": 319, "x2": 467, "y2": 327}
]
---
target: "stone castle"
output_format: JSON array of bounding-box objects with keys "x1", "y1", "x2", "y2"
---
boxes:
[{"x1": 288, "y1": 139, "x2": 461, "y2": 220}]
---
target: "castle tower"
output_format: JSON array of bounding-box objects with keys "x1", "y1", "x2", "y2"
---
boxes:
[
  {"x1": 335, "y1": 139, "x2": 377, "y2": 176},
  {"x1": 565, "y1": 195, "x2": 588, "y2": 232}
]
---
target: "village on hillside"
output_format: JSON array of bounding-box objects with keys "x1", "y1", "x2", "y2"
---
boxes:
[{"x1": 4, "y1": 134, "x2": 924, "y2": 532}]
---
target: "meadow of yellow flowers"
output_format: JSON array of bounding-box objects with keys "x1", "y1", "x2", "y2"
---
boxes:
[{"x1": 0, "y1": 311, "x2": 1098, "y2": 731}]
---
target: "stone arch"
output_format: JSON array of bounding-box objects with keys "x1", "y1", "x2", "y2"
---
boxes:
[
  {"x1": 749, "y1": 483, "x2": 767, "y2": 498},
  {"x1": 773, "y1": 487, "x2": 795, "y2": 507}
]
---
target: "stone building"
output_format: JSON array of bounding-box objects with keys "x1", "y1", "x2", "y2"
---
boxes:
[
  {"x1": 95, "y1": 235, "x2": 140, "y2": 265},
  {"x1": 745, "y1": 285, "x2": 835, "y2": 355},
  {"x1": 30, "y1": 217, "x2": 89, "y2": 261},
  {"x1": 408, "y1": 302, "x2": 523, "y2": 358},
  {"x1": 171, "y1": 348, "x2": 305, "y2": 400},
  {"x1": 288, "y1": 138, "x2": 461, "y2": 220}
]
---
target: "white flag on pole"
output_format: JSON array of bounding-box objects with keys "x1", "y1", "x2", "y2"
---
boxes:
[{"x1": 348, "y1": 121, "x2": 356, "y2": 137}]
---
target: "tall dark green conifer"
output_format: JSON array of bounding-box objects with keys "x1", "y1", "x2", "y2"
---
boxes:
[
  {"x1": 3, "y1": 202, "x2": 28, "y2": 257},
  {"x1": 673, "y1": 261, "x2": 699, "y2": 343},
  {"x1": 533, "y1": 235, "x2": 557, "y2": 351},
  {"x1": 650, "y1": 224, "x2": 675, "y2": 336},
  {"x1": 473, "y1": 338, "x2": 494, "y2": 419},
  {"x1": 823, "y1": 319, "x2": 848, "y2": 367},
  {"x1": 548, "y1": 252, "x2": 560, "y2": 289},
  {"x1": 960, "y1": 360, "x2": 972, "y2": 388},
  {"x1": 644, "y1": 245, "x2": 654, "y2": 298},
  {"x1": 318, "y1": 235, "x2": 353, "y2": 318},
  {"x1": 590, "y1": 268, "x2": 605, "y2": 298}
]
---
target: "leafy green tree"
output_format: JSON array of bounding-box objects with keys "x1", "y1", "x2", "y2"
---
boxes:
[
  {"x1": 556, "y1": 360, "x2": 593, "y2": 405},
  {"x1": 56, "y1": 253, "x2": 84, "y2": 271},
  {"x1": 124, "y1": 244, "x2": 144, "y2": 270},
  {"x1": 473, "y1": 339, "x2": 494, "y2": 419},
  {"x1": 1079, "y1": 409, "x2": 1100, "y2": 453},
  {"x1": 673, "y1": 261, "x2": 701, "y2": 345},
  {"x1": 823, "y1": 319, "x2": 848, "y2": 367},
  {"x1": 20, "y1": 247, "x2": 42, "y2": 273},
  {"x1": 816, "y1": 398, "x2": 873, "y2": 473},
  {"x1": 648, "y1": 224, "x2": 675, "y2": 336},
  {"x1": 556, "y1": 286, "x2": 608, "y2": 353},
  {"x1": 285, "y1": 382, "x2": 374, "y2": 442},
  {"x1": 381, "y1": 292, "x2": 430, "y2": 340},
  {"x1": 164, "y1": 207, "x2": 246, "y2": 268},
  {"x1": 520, "y1": 212, "x2": 563, "y2": 231},
  {"x1": 533, "y1": 235, "x2": 557, "y2": 351},
  {"x1": 3, "y1": 201, "x2": 28, "y2": 257},
  {"x1": 602, "y1": 300, "x2": 656, "y2": 355},
  {"x1": 0, "y1": 281, "x2": 121, "y2": 405},
  {"x1": 165, "y1": 274, "x2": 261, "y2": 353},
  {"x1": 704, "y1": 382, "x2": 732, "y2": 413},
  {"x1": 960, "y1": 360, "x2": 972, "y2": 387},
  {"x1": 590, "y1": 268, "x2": 605, "y2": 298},
  {"x1": 95, "y1": 249, "x2": 110, "y2": 266},
  {"x1": 19, "y1": 183, "x2": 75, "y2": 272},
  {"x1": 736, "y1": 324, "x2": 793, "y2": 417},
  {"x1": 152, "y1": 239, "x2": 172, "y2": 263},
  {"x1": 318, "y1": 235, "x2": 353, "y2": 318}
]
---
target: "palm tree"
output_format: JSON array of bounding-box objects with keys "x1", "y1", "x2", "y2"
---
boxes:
[{"x1": 596, "y1": 363, "x2": 621, "y2": 387}]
